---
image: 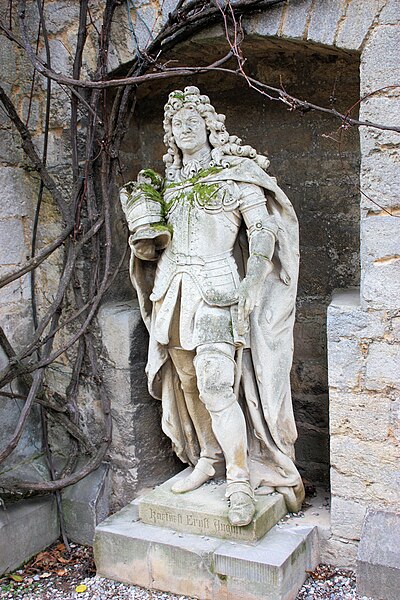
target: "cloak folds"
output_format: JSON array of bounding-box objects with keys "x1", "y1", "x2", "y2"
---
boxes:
[{"x1": 129, "y1": 157, "x2": 305, "y2": 512}]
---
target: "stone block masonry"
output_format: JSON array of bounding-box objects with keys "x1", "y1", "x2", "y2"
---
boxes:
[
  {"x1": 0, "y1": 497, "x2": 59, "y2": 575},
  {"x1": 325, "y1": 5, "x2": 400, "y2": 568},
  {"x1": 98, "y1": 301, "x2": 179, "y2": 510},
  {"x1": 327, "y1": 290, "x2": 400, "y2": 567}
]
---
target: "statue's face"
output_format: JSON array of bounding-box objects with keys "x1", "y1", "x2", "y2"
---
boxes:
[{"x1": 171, "y1": 107, "x2": 208, "y2": 155}]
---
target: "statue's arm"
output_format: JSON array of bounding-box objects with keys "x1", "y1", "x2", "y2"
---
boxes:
[
  {"x1": 120, "y1": 170, "x2": 168, "y2": 262},
  {"x1": 237, "y1": 183, "x2": 278, "y2": 334}
]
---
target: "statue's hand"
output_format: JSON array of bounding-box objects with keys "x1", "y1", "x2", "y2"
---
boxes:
[
  {"x1": 237, "y1": 277, "x2": 260, "y2": 335},
  {"x1": 237, "y1": 255, "x2": 274, "y2": 335},
  {"x1": 132, "y1": 239, "x2": 157, "y2": 261}
]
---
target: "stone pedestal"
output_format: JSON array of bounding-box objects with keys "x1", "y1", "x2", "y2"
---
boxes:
[
  {"x1": 139, "y1": 469, "x2": 287, "y2": 542},
  {"x1": 94, "y1": 472, "x2": 321, "y2": 600}
]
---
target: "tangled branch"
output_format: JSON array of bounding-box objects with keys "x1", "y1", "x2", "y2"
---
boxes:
[{"x1": 0, "y1": 0, "x2": 398, "y2": 512}]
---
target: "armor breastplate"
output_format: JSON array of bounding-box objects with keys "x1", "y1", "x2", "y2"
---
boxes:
[
  {"x1": 168, "y1": 199, "x2": 240, "y2": 258},
  {"x1": 150, "y1": 180, "x2": 242, "y2": 306}
]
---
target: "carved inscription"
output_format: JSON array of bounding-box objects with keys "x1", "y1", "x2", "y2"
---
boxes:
[
  {"x1": 146, "y1": 507, "x2": 247, "y2": 537},
  {"x1": 148, "y1": 508, "x2": 183, "y2": 526}
]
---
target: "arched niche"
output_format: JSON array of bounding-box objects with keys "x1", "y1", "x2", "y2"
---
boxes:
[{"x1": 109, "y1": 32, "x2": 360, "y2": 489}]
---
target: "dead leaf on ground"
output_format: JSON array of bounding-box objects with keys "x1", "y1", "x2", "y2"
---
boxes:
[
  {"x1": 32, "y1": 551, "x2": 55, "y2": 566},
  {"x1": 58, "y1": 556, "x2": 70, "y2": 564}
]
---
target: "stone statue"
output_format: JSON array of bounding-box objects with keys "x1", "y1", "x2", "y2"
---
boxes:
[{"x1": 120, "y1": 86, "x2": 305, "y2": 527}]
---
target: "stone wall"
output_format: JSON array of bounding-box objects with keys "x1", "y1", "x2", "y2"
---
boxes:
[
  {"x1": 0, "y1": 26, "x2": 44, "y2": 486},
  {"x1": 0, "y1": 0, "x2": 399, "y2": 566},
  {"x1": 326, "y1": 2, "x2": 400, "y2": 567}
]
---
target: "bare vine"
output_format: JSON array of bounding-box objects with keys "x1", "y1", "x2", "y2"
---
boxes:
[{"x1": 0, "y1": 0, "x2": 398, "y2": 523}]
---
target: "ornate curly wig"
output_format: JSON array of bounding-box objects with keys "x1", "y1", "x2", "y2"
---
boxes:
[{"x1": 163, "y1": 86, "x2": 270, "y2": 181}]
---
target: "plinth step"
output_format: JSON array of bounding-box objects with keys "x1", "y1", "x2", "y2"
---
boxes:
[
  {"x1": 94, "y1": 501, "x2": 319, "y2": 600},
  {"x1": 139, "y1": 468, "x2": 287, "y2": 542}
]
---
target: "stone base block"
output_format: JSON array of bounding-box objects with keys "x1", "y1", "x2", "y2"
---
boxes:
[
  {"x1": 62, "y1": 463, "x2": 110, "y2": 545},
  {"x1": 357, "y1": 509, "x2": 400, "y2": 600},
  {"x1": 139, "y1": 468, "x2": 287, "y2": 542},
  {"x1": 0, "y1": 497, "x2": 59, "y2": 575},
  {"x1": 94, "y1": 501, "x2": 319, "y2": 600}
]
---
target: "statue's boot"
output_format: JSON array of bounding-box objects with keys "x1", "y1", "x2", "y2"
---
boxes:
[
  {"x1": 228, "y1": 491, "x2": 256, "y2": 526},
  {"x1": 171, "y1": 462, "x2": 214, "y2": 494}
]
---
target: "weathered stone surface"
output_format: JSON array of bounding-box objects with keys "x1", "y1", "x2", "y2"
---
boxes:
[
  {"x1": 62, "y1": 463, "x2": 110, "y2": 545},
  {"x1": 379, "y1": 0, "x2": 400, "y2": 24},
  {"x1": 307, "y1": 0, "x2": 343, "y2": 46},
  {"x1": 98, "y1": 300, "x2": 178, "y2": 509},
  {"x1": 1, "y1": 37, "x2": 17, "y2": 86},
  {"x1": 42, "y1": 1, "x2": 80, "y2": 35},
  {"x1": 0, "y1": 219, "x2": 26, "y2": 265},
  {"x1": 214, "y1": 525, "x2": 319, "y2": 600},
  {"x1": 0, "y1": 304, "x2": 33, "y2": 349},
  {"x1": 322, "y1": 535, "x2": 359, "y2": 569},
  {"x1": 330, "y1": 469, "x2": 368, "y2": 506},
  {"x1": 98, "y1": 300, "x2": 142, "y2": 370},
  {"x1": 95, "y1": 502, "x2": 319, "y2": 600},
  {"x1": 0, "y1": 497, "x2": 59, "y2": 575},
  {"x1": 330, "y1": 436, "x2": 400, "y2": 506},
  {"x1": 357, "y1": 509, "x2": 400, "y2": 600},
  {"x1": 327, "y1": 337, "x2": 364, "y2": 389},
  {"x1": 139, "y1": 469, "x2": 287, "y2": 542},
  {"x1": 360, "y1": 97, "x2": 400, "y2": 154},
  {"x1": 362, "y1": 262, "x2": 400, "y2": 310},
  {"x1": 361, "y1": 216, "x2": 400, "y2": 263},
  {"x1": 281, "y1": 0, "x2": 313, "y2": 40},
  {"x1": 360, "y1": 149, "x2": 400, "y2": 211},
  {"x1": 336, "y1": 0, "x2": 382, "y2": 50},
  {"x1": 330, "y1": 390, "x2": 392, "y2": 442},
  {"x1": 361, "y1": 25, "x2": 400, "y2": 93},
  {"x1": 40, "y1": 39, "x2": 72, "y2": 78},
  {"x1": 95, "y1": 511, "x2": 222, "y2": 596},
  {"x1": 330, "y1": 496, "x2": 367, "y2": 541},
  {"x1": 365, "y1": 341, "x2": 400, "y2": 390},
  {"x1": 126, "y1": 3, "x2": 160, "y2": 52},
  {"x1": 295, "y1": 424, "x2": 329, "y2": 472},
  {"x1": 0, "y1": 273, "x2": 24, "y2": 305},
  {"x1": 327, "y1": 289, "x2": 386, "y2": 341},
  {"x1": 244, "y1": 5, "x2": 284, "y2": 37},
  {"x1": 0, "y1": 167, "x2": 34, "y2": 219},
  {"x1": 0, "y1": 344, "x2": 48, "y2": 489}
]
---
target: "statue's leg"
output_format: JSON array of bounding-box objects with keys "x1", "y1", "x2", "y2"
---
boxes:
[
  {"x1": 168, "y1": 346, "x2": 224, "y2": 493},
  {"x1": 194, "y1": 343, "x2": 255, "y2": 526}
]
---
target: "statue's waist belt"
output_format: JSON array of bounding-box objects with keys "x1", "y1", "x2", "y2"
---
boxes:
[{"x1": 164, "y1": 249, "x2": 234, "y2": 267}]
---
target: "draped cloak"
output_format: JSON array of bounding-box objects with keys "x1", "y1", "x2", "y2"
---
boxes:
[{"x1": 129, "y1": 156, "x2": 304, "y2": 508}]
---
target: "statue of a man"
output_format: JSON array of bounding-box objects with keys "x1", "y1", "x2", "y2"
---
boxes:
[{"x1": 120, "y1": 86, "x2": 304, "y2": 527}]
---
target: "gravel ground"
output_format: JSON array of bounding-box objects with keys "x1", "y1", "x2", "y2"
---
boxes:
[{"x1": 0, "y1": 543, "x2": 374, "y2": 600}]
